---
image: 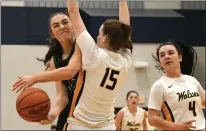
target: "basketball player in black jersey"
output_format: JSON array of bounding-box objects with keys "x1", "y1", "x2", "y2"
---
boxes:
[{"x1": 36, "y1": 12, "x2": 81, "y2": 131}]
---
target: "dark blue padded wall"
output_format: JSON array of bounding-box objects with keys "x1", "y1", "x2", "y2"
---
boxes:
[
  {"x1": 2, "y1": 7, "x2": 29, "y2": 44},
  {"x1": 2, "y1": 7, "x2": 206, "y2": 46},
  {"x1": 2, "y1": 7, "x2": 90, "y2": 45},
  {"x1": 88, "y1": 16, "x2": 184, "y2": 44}
]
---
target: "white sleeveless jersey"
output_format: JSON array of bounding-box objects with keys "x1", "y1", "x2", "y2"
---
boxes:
[
  {"x1": 68, "y1": 30, "x2": 132, "y2": 127},
  {"x1": 148, "y1": 75, "x2": 205, "y2": 129},
  {"x1": 121, "y1": 106, "x2": 145, "y2": 130}
]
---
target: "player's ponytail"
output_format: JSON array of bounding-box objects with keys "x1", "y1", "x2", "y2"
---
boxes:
[
  {"x1": 37, "y1": 38, "x2": 62, "y2": 70},
  {"x1": 169, "y1": 40, "x2": 197, "y2": 75}
]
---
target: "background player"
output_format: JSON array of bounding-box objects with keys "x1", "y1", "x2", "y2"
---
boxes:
[{"x1": 115, "y1": 90, "x2": 148, "y2": 130}]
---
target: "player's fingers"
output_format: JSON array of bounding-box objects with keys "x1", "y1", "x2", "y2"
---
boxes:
[
  {"x1": 18, "y1": 76, "x2": 23, "y2": 79},
  {"x1": 188, "y1": 125, "x2": 196, "y2": 129},
  {"x1": 185, "y1": 120, "x2": 196, "y2": 124},
  {"x1": 39, "y1": 120, "x2": 47, "y2": 125},
  {"x1": 40, "y1": 120, "x2": 51, "y2": 125},
  {"x1": 13, "y1": 80, "x2": 26, "y2": 91},
  {"x1": 12, "y1": 79, "x2": 23, "y2": 90},
  {"x1": 16, "y1": 84, "x2": 28, "y2": 93},
  {"x1": 20, "y1": 86, "x2": 29, "y2": 94}
]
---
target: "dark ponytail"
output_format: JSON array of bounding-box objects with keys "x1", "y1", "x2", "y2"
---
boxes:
[
  {"x1": 153, "y1": 40, "x2": 197, "y2": 76},
  {"x1": 120, "y1": 24, "x2": 131, "y2": 39},
  {"x1": 37, "y1": 38, "x2": 62, "y2": 70},
  {"x1": 121, "y1": 24, "x2": 133, "y2": 53},
  {"x1": 169, "y1": 40, "x2": 197, "y2": 75}
]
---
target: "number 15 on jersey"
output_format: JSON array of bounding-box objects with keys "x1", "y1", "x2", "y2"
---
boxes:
[{"x1": 100, "y1": 67, "x2": 120, "y2": 90}]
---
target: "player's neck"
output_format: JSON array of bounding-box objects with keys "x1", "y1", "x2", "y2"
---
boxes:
[
  {"x1": 61, "y1": 39, "x2": 74, "y2": 57},
  {"x1": 165, "y1": 68, "x2": 181, "y2": 78},
  {"x1": 128, "y1": 105, "x2": 137, "y2": 113}
]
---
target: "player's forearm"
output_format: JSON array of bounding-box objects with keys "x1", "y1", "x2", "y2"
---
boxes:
[
  {"x1": 34, "y1": 66, "x2": 76, "y2": 83},
  {"x1": 143, "y1": 123, "x2": 148, "y2": 130},
  {"x1": 148, "y1": 116, "x2": 175, "y2": 130},
  {"x1": 119, "y1": 0, "x2": 130, "y2": 25},
  {"x1": 67, "y1": 0, "x2": 86, "y2": 38},
  {"x1": 54, "y1": 95, "x2": 68, "y2": 115},
  {"x1": 115, "y1": 123, "x2": 121, "y2": 131}
]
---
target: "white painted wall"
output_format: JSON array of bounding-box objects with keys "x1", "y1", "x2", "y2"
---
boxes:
[{"x1": 1, "y1": 45, "x2": 56, "y2": 130}]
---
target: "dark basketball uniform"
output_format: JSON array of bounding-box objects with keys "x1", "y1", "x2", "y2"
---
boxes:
[{"x1": 53, "y1": 41, "x2": 78, "y2": 131}]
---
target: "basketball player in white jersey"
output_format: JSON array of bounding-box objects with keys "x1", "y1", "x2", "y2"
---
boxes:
[
  {"x1": 13, "y1": 0, "x2": 132, "y2": 130},
  {"x1": 115, "y1": 90, "x2": 147, "y2": 130},
  {"x1": 148, "y1": 41, "x2": 206, "y2": 130}
]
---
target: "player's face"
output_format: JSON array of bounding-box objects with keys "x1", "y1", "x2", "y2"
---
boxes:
[
  {"x1": 158, "y1": 45, "x2": 182, "y2": 71},
  {"x1": 127, "y1": 92, "x2": 139, "y2": 106},
  {"x1": 97, "y1": 25, "x2": 107, "y2": 48},
  {"x1": 50, "y1": 14, "x2": 74, "y2": 43}
]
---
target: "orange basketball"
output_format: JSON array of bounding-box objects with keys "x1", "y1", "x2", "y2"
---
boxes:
[{"x1": 16, "y1": 88, "x2": 51, "y2": 122}]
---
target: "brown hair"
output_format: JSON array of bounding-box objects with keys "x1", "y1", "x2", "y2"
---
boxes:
[
  {"x1": 102, "y1": 19, "x2": 133, "y2": 53},
  {"x1": 126, "y1": 90, "x2": 139, "y2": 100}
]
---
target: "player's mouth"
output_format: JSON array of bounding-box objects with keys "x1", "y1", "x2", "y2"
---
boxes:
[
  {"x1": 132, "y1": 102, "x2": 136, "y2": 104},
  {"x1": 165, "y1": 61, "x2": 173, "y2": 65},
  {"x1": 61, "y1": 30, "x2": 68, "y2": 35}
]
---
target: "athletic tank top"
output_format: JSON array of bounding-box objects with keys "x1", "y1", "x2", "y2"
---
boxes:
[
  {"x1": 53, "y1": 40, "x2": 78, "y2": 95},
  {"x1": 121, "y1": 106, "x2": 145, "y2": 130},
  {"x1": 53, "y1": 40, "x2": 79, "y2": 131}
]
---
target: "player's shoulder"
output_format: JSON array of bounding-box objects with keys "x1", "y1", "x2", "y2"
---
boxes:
[
  {"x1": 152, "y1": 77, "x2": 164, "y2": 88},
  {"x1": 183, "y1": 74, "x2": 196, "y2": 81},
  {"x1": 120, "y1": 106, "x2": 128, "y2": 112},
  {"x1": 116, "y1": 107, "x2": 126, "y2": 116},
  {"x1": 183, "y1": 75, "x2": 199, "y2": 84}
]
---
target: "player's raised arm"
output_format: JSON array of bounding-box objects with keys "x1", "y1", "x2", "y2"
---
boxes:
[
  {"x1": 67, "y1": 0, "x2": 99, "y2": 66},
  {"x1": 66, "y1": 0, "x2": 86, "y2": 37},
  {"x1": 119, "y1": 0, "x2": 130, "y2": 25}
]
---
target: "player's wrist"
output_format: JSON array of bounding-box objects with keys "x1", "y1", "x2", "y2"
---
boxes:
[
  {"x1": 171, "y1": 123, "x2": 180, "y2": 130},
  {"x1": 32, "y1": 74, "x2": 38, "y2": 84}
]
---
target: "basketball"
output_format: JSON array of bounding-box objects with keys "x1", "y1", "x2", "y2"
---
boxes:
[{"x1": 16, "y1": 88, "x2": 51, "y2": 122}]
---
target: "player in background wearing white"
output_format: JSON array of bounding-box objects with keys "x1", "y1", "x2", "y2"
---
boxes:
[
  {"x1": 13, "y1": 0, "x2": 133, "y2": 130},
  {"x1": 115, "y1": 90, "x2": 147, "y2": 130},
  {"x1": 148, "y1": 40, "x2": 206, "y2": 130}
]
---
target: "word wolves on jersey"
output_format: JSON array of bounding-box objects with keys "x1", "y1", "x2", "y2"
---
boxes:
[{"x1": 177, "y1": 90, "x2": 199, "y2": 102}]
